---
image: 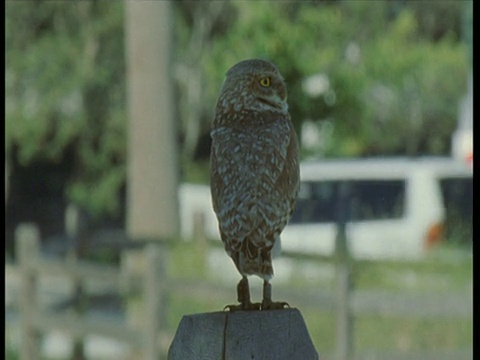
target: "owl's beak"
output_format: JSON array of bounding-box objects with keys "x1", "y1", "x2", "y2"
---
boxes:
[{"x1": 258, "y1": 94, "x2": 288, "y2": 112}]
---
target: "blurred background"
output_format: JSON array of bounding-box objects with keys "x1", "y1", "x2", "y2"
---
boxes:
[{"x1": 5, "y1": 1, "x2": 472, "y2": 360}]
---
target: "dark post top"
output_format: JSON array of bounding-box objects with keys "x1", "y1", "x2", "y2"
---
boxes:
[{"x1": 168, "y1": 308, "x2": 319, "y2": 360}]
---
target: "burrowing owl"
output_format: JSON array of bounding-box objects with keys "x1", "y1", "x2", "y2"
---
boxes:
[{"x1": 210, "y1": 59, "x2": 300, "y2": 310}]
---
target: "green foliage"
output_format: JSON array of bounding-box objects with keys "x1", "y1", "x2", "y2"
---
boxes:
[
  {"x1": 200, "y1": 1, "x2": 468, "y2": 157},
  {"x1": 6, "y1": 1, "x2": 126, "y2": 217},
  {"x1": 6, "y1": 1, "x2": 470, "y2": 216},
  {"x1": 164, "y1": 240, "x2": 472, "y2": 355},
  {"x1": 181, "y1": 158, "x2": 210, "y2": 184},
  {"x1": 359, "y1": 9, "x2": 468, "y2": 156}
]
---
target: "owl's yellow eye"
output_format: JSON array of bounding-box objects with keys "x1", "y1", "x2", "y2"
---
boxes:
[{"x1": 259, "y1": 77, "x2": 271, "y2": 87}]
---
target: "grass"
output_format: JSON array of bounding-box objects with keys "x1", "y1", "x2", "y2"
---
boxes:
[
  {"x1": 166, "y1": 240, "x2": 472, "y2": 358},
  {"x1": 6, "y1": 239, "x2": 471, "y2": 359},
  {"x1": 349, "y1": 315, "x2": 472, "y2": 359}
]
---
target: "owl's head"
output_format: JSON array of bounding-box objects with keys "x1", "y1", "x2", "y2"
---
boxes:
[{"x1": 216, "y1": 59, "x2": 288, "y2": 122}]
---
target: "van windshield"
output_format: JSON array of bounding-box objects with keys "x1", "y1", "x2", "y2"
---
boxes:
[{"x1": 290, "y1": 180, "x2": 406, "y2": 224}]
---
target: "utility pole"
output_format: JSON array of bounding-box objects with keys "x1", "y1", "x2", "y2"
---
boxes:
[
  {"x1": 124, "y1": 2, "x2": 178, "y2": 358},
  {"x1": 125, "y1": 0, "x2": 179, "y2": 241}
]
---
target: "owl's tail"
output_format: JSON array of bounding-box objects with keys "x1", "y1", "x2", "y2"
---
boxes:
[{"x1": 232, "y1": 238, "x2": 274, "y2": 281}]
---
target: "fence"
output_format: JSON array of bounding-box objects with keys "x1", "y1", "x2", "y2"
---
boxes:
[
  {"x1": 11, "y1": 220, "x2": 472, "y2": 360},
  {"x1": 15, "y1": 223, "x2": 167, "y2": 360}
]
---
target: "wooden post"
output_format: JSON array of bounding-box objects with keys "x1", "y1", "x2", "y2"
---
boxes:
[
  {"x1": 125, "y1": 0, "x2": 179, "y2": 240},
  {"x1": 334, "y1": 183, "x2": 353, "y2": 360},
  {"x1": 124, "y1": 2, "x2": 178, "y2": 355},
  {"x1": 168, "y1": 309, "x2": 319, "y2": 359},
  {"x1": 17, "y1": 223, "x2": 41, "y2": 360},
  {"x1": 65, "y1": 204, "x2": 87, "y2": 360},
  {"x1": 335, "y1": 263, "x2": 352, "y2": 360},
  {"x1": 144, "y1": 244, "x2": 168, "y2": 360}
]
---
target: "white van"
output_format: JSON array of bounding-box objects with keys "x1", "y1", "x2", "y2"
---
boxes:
[
  {"x1": 179, "y1": 157, "x2": 472, "y2": 260},
  {"x1": 282, "y1": 157, "x2": 472, "y2": 260}
]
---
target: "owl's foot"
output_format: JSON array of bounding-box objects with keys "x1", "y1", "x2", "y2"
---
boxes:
[
  {"x1": 261, "y1": 300, "x2": 290, "y2": 310},
  {"x1": 223, "y1": 276, "x2": 261, "y2": 312},
  {"x1": 261, "y1": 280, "x2": 290, "y2": 310},
  {"x1": 223, "y1": 301, "x2": 262, "y2": 312}
]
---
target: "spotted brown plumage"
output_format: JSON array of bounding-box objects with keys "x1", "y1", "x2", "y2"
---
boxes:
[{"x1": 210, "y1": 59, "x2": 300, "y2": 310}]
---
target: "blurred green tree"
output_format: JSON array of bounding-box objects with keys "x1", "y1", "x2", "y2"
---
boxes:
[
  {"x1": 5, "y1": 0, "x2": 469, "y2": 219},
  {"x1": 6, "y1": 1, "x2": 126, "y2": 217},
  {"x1": 195, "y1": 1, "x2": 468, "y2": 157}
]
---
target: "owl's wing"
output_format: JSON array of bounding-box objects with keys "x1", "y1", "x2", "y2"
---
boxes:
[{"x1": 210, "y1": 120, "x2": 293, "y2": 240}]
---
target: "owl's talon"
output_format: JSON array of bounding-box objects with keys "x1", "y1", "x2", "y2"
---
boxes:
[
  {"x1": 261, "y1": 300, "x2": 290, "y2": 310},
  {"x1": 223, "y1": 302, "x2": 262, "y2": 312},
  {"x1": 223, "y1": 276, "x2": 262, "y2": 311}
]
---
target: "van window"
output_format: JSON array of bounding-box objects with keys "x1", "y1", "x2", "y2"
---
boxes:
[
  {"x1": 290, "y1": 180, "x2": 406, "y2": 224},
  {"x1": 439, "y1": 177, "x2": 472, "y2": 244},
  {"x1": 349, "y1": 180, "x2": 405, "y2": 221}
]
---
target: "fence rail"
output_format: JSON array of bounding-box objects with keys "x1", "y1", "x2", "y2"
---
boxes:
[
  {"x1": 15, "y1": 223, "x2": 165, "y2": 360},
  {"x1": 33, "y1": 312, "x2": 141, "y2": 345},
  {"x1": 10, "y1": 222, "x2": 472, "y2": 360}
]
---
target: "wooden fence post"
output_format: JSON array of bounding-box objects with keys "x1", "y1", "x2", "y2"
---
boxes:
[
  {"x1": 17, "y1": 223, "x2": 41, "y2": 360},
  {"x1": 168, "y1": 308, "x2": 319, "y2": 359},
  {"x1": 335, "y1": 261, "x2": 353, "y2": 360},
  {"x1": 144, "y1": 244, "x2": 168, "y2": 360},
  {"x1": 65, "y1": 204, "x2": 88, "y2": 360},
  {"x1": 334, "y1": 183, "x2": 353, "y2": 360}
]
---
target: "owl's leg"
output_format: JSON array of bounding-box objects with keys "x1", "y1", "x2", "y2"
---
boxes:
[
  {"x1": 261, "y1": 280, "x2": 289, "y2": 310},
  {"x1": 224, "y1": 276, "x2": 261, "y2": 311}
]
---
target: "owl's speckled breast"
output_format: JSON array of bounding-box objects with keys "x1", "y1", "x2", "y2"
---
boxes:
[{"x1": 209, "y1": 59, "x2": 299, "y2": 281}]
